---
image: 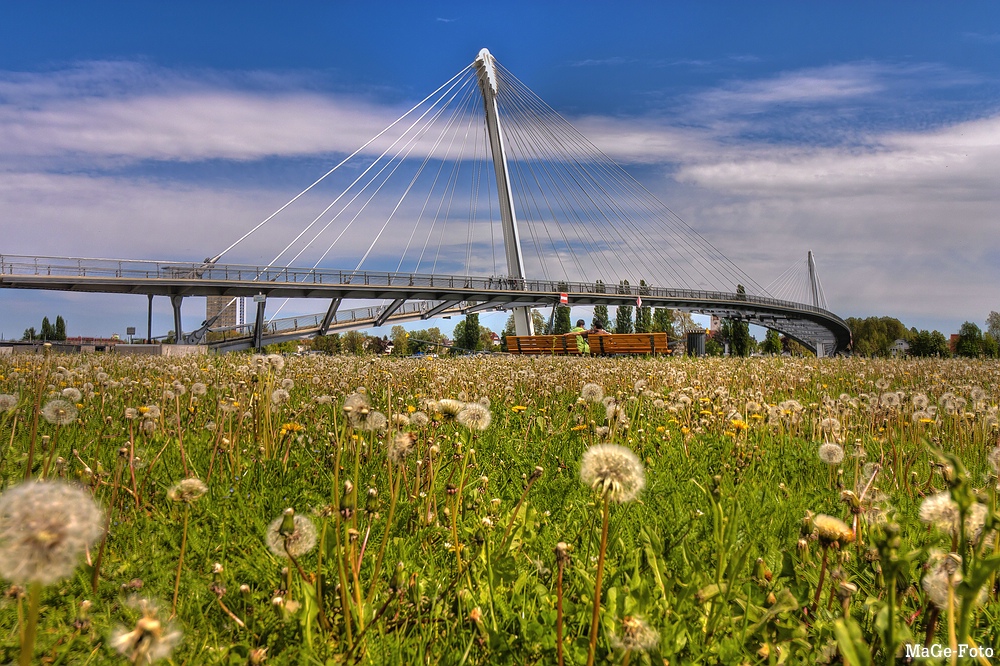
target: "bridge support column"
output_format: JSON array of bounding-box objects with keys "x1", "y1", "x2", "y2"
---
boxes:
[
  {"x1": 147, "y1": 294, "x2": 153, "y2": 343},
  {"x1": 170, "y1": 295, "x2": 183, "y2": 344},
  {"x1": 252, "y1": 297, "x2": 266, "y2": 351}
]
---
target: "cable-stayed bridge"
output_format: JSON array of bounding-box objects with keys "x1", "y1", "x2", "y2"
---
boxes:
[{"x1": 0, "y1": 49, "x2": 851, "y2": 355}]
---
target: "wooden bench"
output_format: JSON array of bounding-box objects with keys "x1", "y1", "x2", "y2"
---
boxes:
[
  {"x1": 506, "y1": 332, "x2": 670, "y2": 356},
  {"x1": 505, "y1": 335, "x2": 586, "y2": 355}
]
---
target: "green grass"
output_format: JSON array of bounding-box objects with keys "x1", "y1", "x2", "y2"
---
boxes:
[{"x1": 0, "y1": 353, "x2": 998, "y2": 664}]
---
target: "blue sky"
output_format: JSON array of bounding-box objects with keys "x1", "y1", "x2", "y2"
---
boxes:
[{"x1": 2, "y1": 2, "x2": 999, "y2": 340}]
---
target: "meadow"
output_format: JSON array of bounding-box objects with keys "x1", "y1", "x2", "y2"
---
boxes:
[{"x1": 0, "y1": 351, "x2": 998, "y2": 665}]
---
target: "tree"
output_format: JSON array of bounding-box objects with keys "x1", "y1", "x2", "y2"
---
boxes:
[
  {"x1": 721, "y1": 316, "x2": 751, "y2": 357},
  {"x1": 673, "y1": 311, "x2": 697, "y2": 334},
  {"x1": 846, "y1": 316, "x2": 908, "y2": 357},
  {"x1": 955, "y1": 321, "x2": 984, "y2": 358},
  {"x1": 761, "y1": 329, "x2": 782, "y2": 355},
  {"x1": 593, "y1": 281, "x2": 610, "y2": 330},
  {"x1": 40, "y1": 316, "x2": 53, "y2": 341},
  {"x1": 614, "y1": 281, "x2": 633, "y2": 333},
  {"x1": 390, "y1": 325, "x2": 410, "y2": 356},
  {"x1": 341, "y1": 330, "x2": 368, "y2": 355},
  {"x1": 54, "y1": 316, "x2": 67, "y2": 341},
  {"x1": 21, "y1": 327, "x2": 37, "y2": 341},
  {"x1": 312, "y1": 333, "x2": 341, "y2": 354},
  {"x1": 704, "y1": 332, "x2": 724, "y2": 356},
  {"x1": 479, "y1": 326, "x2": 498, "y2": 351},
  {"x1": 453, "y1": 314, "x2": 483, "y2": 352},
  {"x1": 784, "y1": 337, "x2": 811, "y2": 357},
  {"x1": 502, "y1": 310, "x2": 546, "y2": 341},
  {"x1": 652, "y1": 308, "x2": 674, "y2": 337},
  {"x1": 409, "y1": 327, "x2": 446, "y2": 354},
  {"x1": 982, "y1": 333, "x2": 998, "y2": 358},
  {"x1": 615, "y1": 306, "x2": 634, "y2": 334},
  {"x1": 987, "y1": 311, "x2": 1000, "y2": 341},
  {"x1": 634, "y1": 280, "x2": 652, "y2": 333},
  {"x1": 908, "y1": 329, "x2": 951, "y2": 357},
  {"x1": 553, "y1": 307, "x2": 572, "y2": 335}
]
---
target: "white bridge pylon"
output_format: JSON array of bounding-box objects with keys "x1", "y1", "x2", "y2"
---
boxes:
[{"x1": 474, "y1": 48, "x2": 533, "y2": 336}]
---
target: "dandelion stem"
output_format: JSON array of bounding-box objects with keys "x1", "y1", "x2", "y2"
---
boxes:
[
  {"x1": 171, "y1": 505, "x2": 191, "y2": 617},
  {"x1": 41, "y1": 425, "x2": 62, "y2": 478},
  {"x1": 366, "y1": 463, "x2": 398, "y2": 606},
  {"x1": 813, "y1": 546, "x2": 829, "y2": 608},
  {"x1": 947, "y1": 576, "x2": 957, "y2": 666},
  {"x1": 314, "y1": 517, "x2": 332, "y2": 632},
  {"x1": 501, "y1": 471, "x2": 540, "y2": 547},
  {"x1": 556, "y1": 556, "x2": 565, "y2": 666},
  {"x1": 175, "y1": 396, "x2": 189, "y2": 476},
  {"x1": 127, "y1": 428, "x2": 139, "y2": 508},
  {"x1": 19, "y1": 581, "x2": 42, "y2": 666},
  {"x1": 91, "y1": 456, "x2": 123, "y2": 593},
  {"x1": 24, "y1": 358, "x2": 47, "y2": 481},
  {"x1": 586, "y1": 496, "x2": 611, "y2": 666}
]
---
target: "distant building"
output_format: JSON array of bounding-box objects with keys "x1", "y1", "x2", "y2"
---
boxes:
[
  {"x1": 207, "y1": 296, "x2": 239, "y2": 328},
  {"x1": 890, "y1": 339, "x2": 910, "y2": 357},
  {"x1": 949, "y1": 334, "x2": 961, "y2": 355}
]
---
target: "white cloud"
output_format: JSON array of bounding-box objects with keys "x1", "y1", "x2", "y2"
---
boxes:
[{"x1": 0, "y1": 62, "x2": 405, "y2": 165}]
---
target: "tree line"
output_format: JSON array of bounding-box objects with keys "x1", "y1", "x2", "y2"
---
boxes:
[
  {"x1": 21, "y1": 316, "x2": 68, "y2": 341},
  {"x1": 846, "y1": 312, "x2": 1000, "y2": 358}
]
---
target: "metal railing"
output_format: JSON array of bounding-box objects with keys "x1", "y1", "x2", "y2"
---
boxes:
[
  {"x1": 0, "y1": 253, "x2": 846, "y2": 324},
  {"x1": 206, "y1": 300, "x2": 461, "y2": 343}
]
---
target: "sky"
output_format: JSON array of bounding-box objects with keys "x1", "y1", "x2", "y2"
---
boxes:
[{"x1": 1, "y1": 2, "x2": 999, "y2": 341}]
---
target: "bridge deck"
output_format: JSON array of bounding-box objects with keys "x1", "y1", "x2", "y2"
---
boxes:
[{"x1": 0, "y1": 254, "x2": 852, "y2": 354}]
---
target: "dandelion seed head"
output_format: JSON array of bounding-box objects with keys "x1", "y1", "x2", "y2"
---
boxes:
[
  {"x1": 388, "y1": 432, "x2": 416, "y2": 465},
  {"x1": 988, "y1": 446, "x2": 1000, "y2": 475},
  {"x1": 0, "y1": 481, "x2": 104, "y2": 585},
  {"x1": 818, "y1": 443, "x2": 845, "y2": 465},
  {"x1": 110, "y1": 597, "x2": 182, "y2": 664},
  {"x1": 579, "y1": 444, "x2": 645, "y2": 503},
  {"x1": 270, "y1": 389, "x2": 290, "y2": 405},
  {"x1": 167, "y1": 478, "x2": 207, "y2": 504},
  {"x1": 266, "y1": 512, "x2": 317, "y2": 559},
  {"x1": 265, "y1": 354, "x2": 285, "y2": 372},
  {"x1": 364, "y1": 410, "x2": 388, "y2": 432},
  {"x1": 457, "y1": 402, "x2": 492, "y2": 431},
  {"x1": 191, "y1": 383, "x2": 207, "y2": 397},
  {"x1": 0, "y1": 394, "x2": 17, "y2": 413},
  {"x1": 919, "y1": 492, "x2": 960, "y2": 534},
  {"x1": 41, "y1": 399, "x2": 78, "y2": 425},
  {"x1": 436, "y1": 399, "x2": 465, "y2": 420},
  {"x1": 61, "y1": 387, "x2": 82, "y2": 402},
  {"x1": 610, "y1": 615, "x2": 659, "y2": 654},
  {"x1": 581, "y1": 383, "x2": 604, "y2": 403}
]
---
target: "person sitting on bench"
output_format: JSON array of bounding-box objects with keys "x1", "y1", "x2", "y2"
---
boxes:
[{"x1": 566, "y1": 319, "x2": 590, "y2": 354}]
